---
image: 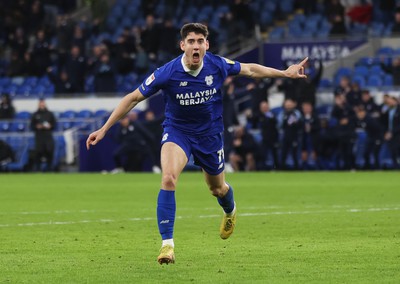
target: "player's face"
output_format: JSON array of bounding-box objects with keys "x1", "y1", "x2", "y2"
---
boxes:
[{"x1": 180, "y1": 32, "x2": 209, "y2": 69}]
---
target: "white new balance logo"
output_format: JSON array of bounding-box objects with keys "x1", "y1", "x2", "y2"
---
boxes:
[
  {"x1": 160, "y1": 220, "x2": 170, "y2": 224},
  {"x1": 179, "y1": 81, "x2": 188, "y2": 86}
]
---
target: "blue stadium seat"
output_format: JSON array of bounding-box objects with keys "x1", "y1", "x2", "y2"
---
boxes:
[
  {"x1": 59, "y1": 110, "x2": 76, "y2": 119},
  {"x1": 0, "y1": 121, "x2": 11, "y2": 132},
  {"x1": 353, "y1": 66, "x2": 369, "y2": 77},
  {"x1": 94, "y1": 109, "x2": 109, "y2": 117},
  {"x1": 10, "y1": 121, "x2": 28, "y2": 132},
  {"x1": 352, "y1": 75, "x2": 366, "y2": 89},
  {"x1": 376, "y1": 47, "x2": 393, "y2": 57},
  {"x1": 318, "y1": 78, "x2": 332, "y2": 88},
  {"x1": 366, "y1": 75, "x2": 383, "y2": 87},
  {"x1": 76, "y1": 109, "x2": 93, "y2": 118},
  {"x1": 383, "y1": 75, "x2": 393, "y2": 86},
  {"x1": 15, "y1": 111, "x2": 31, "y2": 120}
]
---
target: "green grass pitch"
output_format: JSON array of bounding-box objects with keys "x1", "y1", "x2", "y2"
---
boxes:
[{"x1": 1, "y1": 172, "x2": 400, "y2": 283}]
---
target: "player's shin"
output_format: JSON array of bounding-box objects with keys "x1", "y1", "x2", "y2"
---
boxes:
[
  {"x1": 217, "y1": 184, "x2": 235, "y2": 214},
  {"x1": 157, "y1": 189, "x2": 176, "y2": 247}
]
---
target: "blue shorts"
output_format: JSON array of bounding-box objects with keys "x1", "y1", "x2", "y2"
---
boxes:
[{"x1": 161, "y1": 129, "x2": 225, "y2": 175}]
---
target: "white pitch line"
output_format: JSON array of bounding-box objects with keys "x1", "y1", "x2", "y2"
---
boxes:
[
  {"x1": 0, "y1": 210, "x2": 97, "y2": 215},
  {"x1": 0, "y1": 207, "x2": 399, "y2": 228}
]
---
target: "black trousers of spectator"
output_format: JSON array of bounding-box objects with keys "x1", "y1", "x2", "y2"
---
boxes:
[
  {"x1": 364, "y1": 138, "x2": 382, "y2": 169},
  {"x1": 281, "y1": 136, "x2": 299, "y2": 170},
  {"x1": 261, "y1": 140, "x2": 279, "y2": 170},
  {"x1": 388, "y1": 134, "x2": 400, "y2": 169},
  {"x1": 35, "y1": 136, "x2": 54, "y2": 171},
  {"x1": 337, "y1": 138, "x2": 355, "y2": 170}
]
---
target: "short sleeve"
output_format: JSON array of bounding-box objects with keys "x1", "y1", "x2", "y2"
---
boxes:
[
  {"x1": 219, "y1": 56, "x2": 241, "y2": 76},
  {"x1": 139, "y1": 65, "x2": 169, "y2": 97}
]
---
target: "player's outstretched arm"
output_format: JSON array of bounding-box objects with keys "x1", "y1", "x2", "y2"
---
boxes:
[
  {"x1": 239, "y1": 57, "x2": 308, "y2": 79},
  {"x1": 86, "y1": 89, "x2": 146, "y2": 150}
]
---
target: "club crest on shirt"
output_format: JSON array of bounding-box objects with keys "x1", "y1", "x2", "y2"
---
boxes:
[
  {"x1": 145, "y1": 73, "x2": 155, "y2": 86},
  {"x1": 205, "y1": 75, "x2": 213, "y2": 86}
]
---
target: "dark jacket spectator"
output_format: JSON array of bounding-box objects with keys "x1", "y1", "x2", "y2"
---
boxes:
[
  {"x1": 93, "y1": 53, "x2": 116, "y2": 93},
  {"x1": 381, "y1": 57, "x2": 400, "y2": 86},
  {"x1": 47, "y1": 67, "x2": 77, "y2": 94},
  {"x1": 279, "y1": 98, "x2": 303, "y2": 169},
  {"x1": 30, "y1": 29, "x2": 52, "y2": 76},
  {"x1": 0, "y1": 94, "x2": 15, "y2": 120},
  {"x1": 64, "y1": 45, "x2": 86, "y2": 93},
  {"x1": 30, "y1": 99, "x2": 56, "y2": 171},
  {"x1": 258, "y1": 101, "x2": 279, "y2": 169},
  {"x1": 383, "y1": 96, "x2": 400, "y2": 168},
  {"x1": 355, "y1": 106, "x2": 383, "y2": 169},
  {"x1": 229, "y1": 126, "x2": 257, "y2": 171},
  {"x1": 301, "y1": 102, "x2": 321, "y2": 165}
]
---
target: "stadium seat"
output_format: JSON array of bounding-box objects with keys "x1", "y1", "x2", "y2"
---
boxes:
[
  {"x1": 366, "y1": 75, "x2": 383, "y2": 87},
  {"x1": 383, "y1": 75, "x2": 393, "y2": 86},
  {"x1": 59, "y1": 110, "x2": 76, "y2": 119},
  {"x1": 353, "y1": 66, "x2": 369, "y2": 77},
  {"x1": 352, "y1": 75, "x2": 366, "y2": 89},
  {"x1": 15, "y1": 111, "x2": 31, "y2": 120},
  {"x1": 76, "y1": 109, "x2": 93, "y2": 118},
  {"x1": 10, "y1": 121, "x2": 28, "y2": 132},
  {"x1": 0, "y1": 121, "x2": 11, "y2": 132},
  {"x1": 376, "y1": 47, "x2": 393, "y2": 57}
]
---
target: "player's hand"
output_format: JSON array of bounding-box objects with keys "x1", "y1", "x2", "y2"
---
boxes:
[
  {"x1": 284, "y1": 57, "x2": 308, "y2": 79},
  {"x1": 86, "y1": 129, "x2": 106, "y2": 150}
]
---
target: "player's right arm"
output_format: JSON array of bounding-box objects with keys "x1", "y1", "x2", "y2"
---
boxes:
[{"x1": 86, "y1": 88, "x2": 146, "y2": 150}]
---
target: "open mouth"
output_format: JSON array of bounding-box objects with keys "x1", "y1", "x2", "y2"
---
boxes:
[{"x1": 193, "y1": 52, "x2": 200, "y2": 61}]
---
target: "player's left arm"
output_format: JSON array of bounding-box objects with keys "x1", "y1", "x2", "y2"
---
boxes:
[{"x1": 239, "y1": 57, "x2": 308, "y2": 79}]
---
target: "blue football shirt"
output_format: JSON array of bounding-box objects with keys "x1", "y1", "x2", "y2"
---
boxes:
[{"x1": 139, "y1": 52, "x2": 241, "y2": 136}]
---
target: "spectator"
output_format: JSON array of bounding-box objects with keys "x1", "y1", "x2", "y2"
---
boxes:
[
  {"x1": 27, "y1": 0, "x2": 45, "y2": 35},
  {"x1": 140, "y1": 14, "x2": 160, "y2": 58},
  {"x1": 222, "y1": 77, "x2": 239, "y2": 167},
  {"x1": 0, "y1": 94, "x2": 15, "y2": 120},
  {"x1": 93, "y1": 53, "x2": 116, "y2": 93},
  {"x1": 330, "y1": 14, "x2": 347, "y2": 36},
  {"x1": 383, "y1": 96, "x2": 400, "y2": 169},
  {"x1": 258, "y1": 101, "x2": 280, "y2": 169},
  {"x1": 354, "y1": 105, "x2": 383, "y2": 169},
  {"x1": 6, "y1": 50, "x2": 26, "y2": 77},
  {"x1": 279, "y1": 98, "x2": 303, "y2": 170},
  {"x1": 335, "y1": 76, "x2": 352, "y2": 98},
  {"x1": 0, "y1": 139, "x2": 14, "y2": 170},
  {"x1": 346, "y1": 82, "x2": 362, "y2": 108},
  {"x1": 70, "y1": 25, "x2": 87, "y2": 55},
  {"x1": 229, "y1": 126, "x2": 257, "y2": 171},
  {"x1": 64, "y1": 45, "x2": 86, "y2": 93},
  {"x1": 295, "y1": 60, "x2": 323, "y2": 106},
  {"x1": 47, "y1": 67, "x2": 76, "y2": 94},
  {"x1": 55, "y1": 15, "x2": 74, "y2": 68},
  {"x1": 30, "y1": 99, "x2": 56, "y2": 171},
  {"x1": 360, "y1": 89, "x2": 380, "y2": 118},
  {"x1": 158, "y1": 19, "x2": 180, "y2": 63},
  {"x1": 331, "y1": 94, "x2": 356, "y2": 170},
  {"x1": 113, "y1": 33, "x2": 134, "y2": 75},
  {"x1": 9, "y1": 27, "x2": 28, "y2": 58},
  {"x1": 112, "y1": 113, "x2": 156, "y2": 173},
  {"x1": 143, "y1": 110, "x2": 163, "y2": 172},
  {"x1": 30, "y1": 29, "x2": 52, "y2": 76},
  {"x1": 301, "y1": 102, "x2": 321, "y2": 168},
  {"x1": 381, "y1": 57, "x2": 400, "y2": 86},
  {"x1": 392, "y1": 8, "x2": 400, "y2": 34}
]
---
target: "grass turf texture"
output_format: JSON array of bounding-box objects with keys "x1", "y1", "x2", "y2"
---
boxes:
[{"x1": 0, "y1": 172, "x2": 399, "y2": 283}]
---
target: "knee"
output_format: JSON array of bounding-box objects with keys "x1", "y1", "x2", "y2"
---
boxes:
[
  {"x1": 162, "y1": 173, "x2": 178, "y2": 190},
  {"x1": 209, "y1": 184, "x2": 228, "y2": 198}
]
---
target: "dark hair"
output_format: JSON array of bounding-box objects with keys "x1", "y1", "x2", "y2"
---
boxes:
[{"x1": 180, "y1": 23, "x2": 208, "y2": 40}]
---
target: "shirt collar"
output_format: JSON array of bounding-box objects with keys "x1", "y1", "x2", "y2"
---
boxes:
[{"x1": 181, "y1": 54, "x2": 204, "y2": 77}]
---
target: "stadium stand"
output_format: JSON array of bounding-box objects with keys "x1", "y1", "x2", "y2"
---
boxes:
[{"x1": 0, "y1": 0, "x2": 399, "y2": 172}]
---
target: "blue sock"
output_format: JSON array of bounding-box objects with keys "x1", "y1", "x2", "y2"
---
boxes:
[
  {"x1": 217, "y1": 184, "x2": 235, "y2": 214},
  {"x1": 157, "y1": 189, "x2": 176, "y2": 240}
]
